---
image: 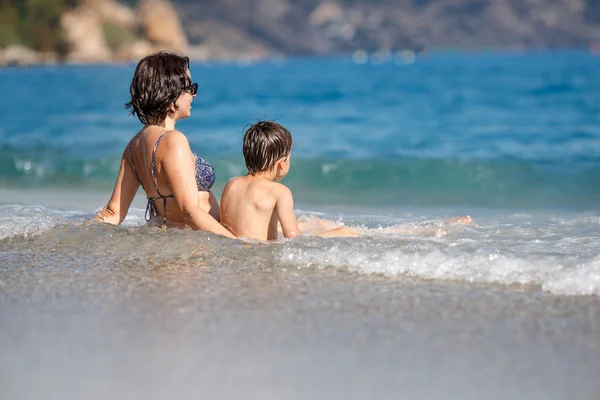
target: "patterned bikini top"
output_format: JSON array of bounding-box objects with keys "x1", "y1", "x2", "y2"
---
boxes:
[
  {"x1": 193, "y1": 153, "x2": 216, "y2": 191},
  {"x1": 129, "y1": 131, "x2": 216, "y2": 226}
]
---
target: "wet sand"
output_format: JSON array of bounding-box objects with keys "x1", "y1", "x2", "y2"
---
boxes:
[{"x1": 1, "y1": 251, "x2": 599, "y2": 400}]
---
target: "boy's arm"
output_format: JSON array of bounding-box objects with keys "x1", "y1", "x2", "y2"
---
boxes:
[
  {"x1": 219, "y1": 179, "x2": 235, "y2": 235},
  {"x1": 275, "y1": 185, "x2": 301, "y2": 238}
]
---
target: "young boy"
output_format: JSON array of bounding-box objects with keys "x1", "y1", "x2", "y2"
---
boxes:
[{"x1": 220, "y1": 120, "x2": 359, "y2": 241}]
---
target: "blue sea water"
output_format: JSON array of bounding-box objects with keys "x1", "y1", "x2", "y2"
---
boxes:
[
  {"x1": 1, "y1": 51, "x2": 599, "y2": 207},
  {"x1": 2, "y1": 51, "x2": 600, "y2": 400},
  {"x1": 0, "y1": 51, "x2": 599, "y2": 296}
]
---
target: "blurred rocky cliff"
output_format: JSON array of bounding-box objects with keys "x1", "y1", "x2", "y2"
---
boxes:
[
  {"x1": 175, "y1": 0, "x2": 600, "y2": 58},
  {"x1": 0, "y1": 0, "x2": 188, "y2": 66},
  {"x1": 2, "y1": 0, "x2": 600, "y2": 66}
]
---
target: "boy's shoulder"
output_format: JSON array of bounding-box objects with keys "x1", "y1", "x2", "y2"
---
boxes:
[
  {"x1": 251, "y1": 178, "x2": 289, "y2": 191},
  {"x1": 270, "y1": 181, "x2": 293, "y2": 200},
  {"x1": 225, "y1": 175, "x2": 245, "y2": 186},
  {"x1": 225, "y1": 176, "x2": 289, "y2": 194}
]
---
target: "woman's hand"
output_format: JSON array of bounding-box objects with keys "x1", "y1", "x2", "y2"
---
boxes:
[{"x1": 94, "y1": 148, "x2": 140, "y2": 225}]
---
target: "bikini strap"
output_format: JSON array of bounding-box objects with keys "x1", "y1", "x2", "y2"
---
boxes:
[
  {"x1": 151, "y1": 131, "x2": 171, "y2": 198},
  {"x1": 161, "y1": 197, "x2": 168, "y2": 229},
  {"x1": 128, "y1": 139, "x2": 144, "y2": 189},
  {"x1": 143, "y1": 197, "x2": 171, "y2": 229},
  {"x1": 149, "y1": 130, "x2": 174, "y2": 229}
]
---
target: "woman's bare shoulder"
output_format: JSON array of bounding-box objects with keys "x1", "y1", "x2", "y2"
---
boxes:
[
  {"x1": 159, "y1": 130, "x2": 193, "y2": 158},
  {"x1": 162, "y1": 129, "x2": 189, "y2": 145}
]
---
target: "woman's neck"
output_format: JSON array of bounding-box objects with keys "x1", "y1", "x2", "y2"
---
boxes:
[{"x1": 150, "y1": 115, "x2": 177, "y2": 131}]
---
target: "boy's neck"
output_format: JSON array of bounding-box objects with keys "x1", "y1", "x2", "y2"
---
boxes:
[{"x1": 247, "y1": 169, "x2": 278, "y2": 181}]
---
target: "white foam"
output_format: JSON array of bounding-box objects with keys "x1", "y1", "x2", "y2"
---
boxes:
[
  {"x1": 0, "y1": 204, "x2": 147, "y2": 240},
  {"x1": 1, "y1": 200, "x2": 598, "y2": 296},
  {"x1": 543, "y1": 255, "x2": 600, "y2": 296},
  {"x1": 279, "y1": 242, "x2": 600, "y2": 296},
  {"x1": 0, "y1": 205, "x2": 84, "y2": 240},
  {"x1": 120, "y1": 208, "x2": 147, "y2": 227}
]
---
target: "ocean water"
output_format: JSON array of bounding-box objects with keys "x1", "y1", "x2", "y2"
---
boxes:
[
  {"x1": 1, "y1": 51, "x2": 600, "y2": 399},
  {"x1": 1, "y1": 51, "x2": 598, "y2": 295}
]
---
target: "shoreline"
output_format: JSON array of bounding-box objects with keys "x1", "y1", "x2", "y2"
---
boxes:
[{"x1": 2, "y1": 47, "x2": 599, "y2": 69}]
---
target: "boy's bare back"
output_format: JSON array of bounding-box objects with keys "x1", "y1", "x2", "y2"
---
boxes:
[
  {"x1": 220, "y1": 175, "x2": 296, "y2": 241},
  {"x1": 220, "y1": 120, "x2": 359, "y2": 241}
]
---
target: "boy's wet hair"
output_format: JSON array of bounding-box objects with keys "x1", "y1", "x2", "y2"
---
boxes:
[
  {"x1": 125, "y1": 52, "x2": 191, "y2": 125},
  {"x1": 243, "y1": 121, "x2": 293, "y2": 174}
]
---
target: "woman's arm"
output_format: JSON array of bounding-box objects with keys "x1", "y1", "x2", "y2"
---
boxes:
[
  {"x1": 94, "y1": 148, "x2": 140, "y2": 225},
  {"x1": 162, "y1": 131, "x2": 236, "y2": 239},
  {"x1": 207, "y1": 191, "x2": 221, "y2": 222}
]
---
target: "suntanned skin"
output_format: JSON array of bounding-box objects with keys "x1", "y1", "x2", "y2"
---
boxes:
[
  {"x1": 220, "y1": 155, "x2": 359, "y2": 241},
  {"x1": 94, "y1": 70, "x2": 235, "y2": 238}
]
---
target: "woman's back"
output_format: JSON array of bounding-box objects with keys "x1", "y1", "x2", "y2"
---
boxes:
[
  {"x1": 128, "y1": 127, "x2": 220, "y2": 227},
  {"x1": 128, "y1": 127, "x2": 174, "y2": 201},
  {"x1": 95, "y1": 51, "x2": 234, "y2": 238}
]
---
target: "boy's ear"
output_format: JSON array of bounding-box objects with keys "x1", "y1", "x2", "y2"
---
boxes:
[{"x1": 275, "y1": 156, "x2": 287, "y2": 170}]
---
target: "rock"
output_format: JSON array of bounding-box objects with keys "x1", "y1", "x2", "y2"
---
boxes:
[
  {"x1": 116, "y1": 40, "x2": 156, "y2": 62},
  {"x1": 569, "y1": 0, "x2": 585, "y2": 12},
  {"x1": 257, "y1": 0, "x2": 291, "y2": 21},
  {"x1": 309, "y1": 1, "x2": 345, "y2": 26},
  {"x1": 347, "y1": 9, "x2": 365, "y2": 26},
  {"x1": 38, "y1": 52, "x2": 59, "y2": 65},
  {"x1": 61, "y1": 6, "x2": 113, "y2": 63},
  {"x1": 93, "y1": 0, "x2": 137, "y2": 29},
  {"x1": 2, "y1": 45, "x2": 39, "y2": 66},
  {"x1": 186, "y1": 45, "x2": 212, "y2": 61},
  {"x1": 138, "y1": 0, "x2": 188, "y2": 53},
  {"x1": 186, "y1": 20, "x2": 273, "y2": 61}
]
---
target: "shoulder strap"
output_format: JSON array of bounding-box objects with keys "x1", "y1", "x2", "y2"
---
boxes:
[
  {"x1": 150, "y1": 130, "x2": 172, "y2": 198},
  {"x1": 128, "y1": 139, "x2": 144, "y2": 189}
]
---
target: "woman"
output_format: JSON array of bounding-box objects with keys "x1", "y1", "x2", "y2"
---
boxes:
[{"x1": 94, "y1": 52, "x2": 235, "y2": 238}]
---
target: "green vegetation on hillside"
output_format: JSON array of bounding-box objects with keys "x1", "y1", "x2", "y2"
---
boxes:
[
  {"x1": 102, "y1": 22, "x2": 138, "y2": 51},
  {"x1": 0, "y1": 0, "x2": 78, "y2": 54}
]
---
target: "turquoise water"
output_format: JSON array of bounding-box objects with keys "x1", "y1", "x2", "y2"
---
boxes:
[
  {"x1": 1, "y1": 51, "x2": 599, "y2": 208},
  {"x1": 0, "y1": 51, "x2": 599, "y2": 296},
  {"x1": 2, "y1": 51, "x2": 600, "y2": 400}
]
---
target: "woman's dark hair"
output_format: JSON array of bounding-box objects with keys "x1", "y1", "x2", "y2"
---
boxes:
[
  {"x1": 125, "y1": 52, "x2": 191, "y2": 125},
  {"x1": 243, "y1": 121, "x2": 293, "y2": 174}
]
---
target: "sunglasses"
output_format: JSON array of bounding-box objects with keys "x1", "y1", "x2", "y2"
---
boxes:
[{"x1": 184, "y1": 82, "x2": 198, "y2": 96}]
